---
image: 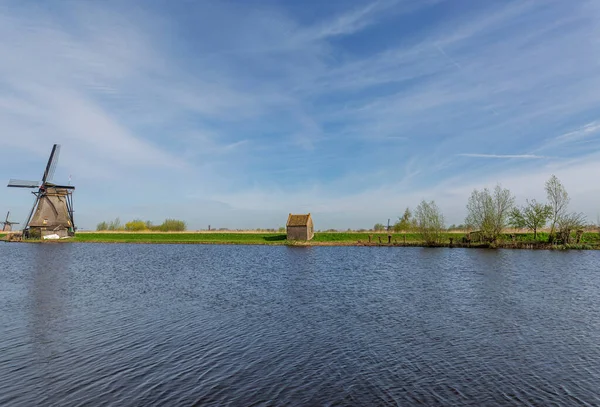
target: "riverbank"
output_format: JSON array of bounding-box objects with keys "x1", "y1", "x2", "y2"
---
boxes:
[
  {"x1": 71, "y1": 231, "x2": 600, "y2": 249},
  {"x1": 3, "y1": 231, "x2": 599, "y2": 249}
]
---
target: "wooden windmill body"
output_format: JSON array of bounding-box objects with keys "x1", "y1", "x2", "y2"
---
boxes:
[
  {"x1": 1, "y1": 211, "x2": 18, "y2": 232},
  {"x1": 7, "y1": 145, "x2": 75, "y2": 238}
]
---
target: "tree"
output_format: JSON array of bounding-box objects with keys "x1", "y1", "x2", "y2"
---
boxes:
[
  {"x1": 465, "y1": 184, "x2": 515, "y2": 242},
  {"x1": 545, "y1": 175, "x2": 570, "y2": 239},
  {"x1": 96, "y1": 221, "x2": 108, "y2": 231},
  {"x1": 393, "y1": 207, "x2": 413, "y2": 233},
  {"x1": 414, "y1": 200, "x2": 445, "y2": 245},
  {"x1": 125, "y1": 219, "x2": 148, "y2": 231},
  {"x1": 107, "y1": 217, "x2": 122, "y2": 231},
  {"x1": 373, "y1": 223, "x2": 385, "y2": 231},
  {"x1": 509, "y1": 199, "x2": 552, "y2": 240},
  {"x1": 556, "y1": 212, "x2": 586, "y2": 244}
]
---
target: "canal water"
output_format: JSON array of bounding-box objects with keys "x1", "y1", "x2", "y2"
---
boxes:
[{"x1": 1, "y1": 243, "x2": 599, "y2": 406}]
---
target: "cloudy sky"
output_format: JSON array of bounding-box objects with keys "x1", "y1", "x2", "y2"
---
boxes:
[{"x1": 1, "y1": 0, "x2": 600, "y2": 230}]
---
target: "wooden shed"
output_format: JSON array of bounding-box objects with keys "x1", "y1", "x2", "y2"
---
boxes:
[{"x1": 286, "y1": 213, "x2": 314, "y2": 241}]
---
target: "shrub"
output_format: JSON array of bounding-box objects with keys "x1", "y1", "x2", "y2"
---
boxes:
[
  {"x1": 414, "y1": 200, "x2": 445, "y2": 245},
  {"x1": 125, "y1": 219, "x2": 148, "y2": 231},
  {"x1": 157, "y1": 219, "x2": 186, "y2": 232}
]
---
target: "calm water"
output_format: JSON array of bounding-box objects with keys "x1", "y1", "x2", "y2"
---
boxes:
[{"x1": 1, "y1": 243, "x2": 600, "y2": 406}]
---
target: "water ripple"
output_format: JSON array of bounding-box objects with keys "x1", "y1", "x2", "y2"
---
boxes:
[{"x1": 1, "y1": 244, "x2": 600, "y2": 406}]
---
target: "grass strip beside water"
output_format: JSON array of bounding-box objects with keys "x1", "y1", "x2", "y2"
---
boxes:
[
  {"x1": 70, "y1": 231, "x2": 600, "y2": 248},
  {"x1": 74, "y1": 232, "x2": 288, "y2": 244}
]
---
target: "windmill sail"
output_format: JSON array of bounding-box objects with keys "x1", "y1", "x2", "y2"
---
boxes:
[
  {"x1": 7, "y1": 179, "x2": 40, "y2": 188},
  {"x1": 42, "y1": 144, "x2": 60, "y2": 184}
]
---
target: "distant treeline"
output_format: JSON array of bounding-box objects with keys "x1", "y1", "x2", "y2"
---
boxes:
[
  {"x1": 96, "y1": 218, "x2": 186, "y2": 232},
  {"x1": 373, "y1": 174, "x2": 599, "y2": 246}
]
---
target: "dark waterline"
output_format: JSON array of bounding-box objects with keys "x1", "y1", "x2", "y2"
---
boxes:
[{"x1": 1, "y1": 243, "x2": 599, "y2": 406}]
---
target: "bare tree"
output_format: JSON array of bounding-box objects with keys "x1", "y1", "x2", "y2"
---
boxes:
[
  {"x1": 557, "y1": 212, "x2": 587, "y2": 244},
  {"x1": 414, "y1": 200, "x2": 445, "y2": 245},
  {"x1": 466, "y1": 184, "x2": 515, "y2": 242},
  {"x1": 509, "y1": 199, "x2": 552, "y2": 240},
  {"x1": 545, "y1": 175, "x2": 570, "y2": 239}
]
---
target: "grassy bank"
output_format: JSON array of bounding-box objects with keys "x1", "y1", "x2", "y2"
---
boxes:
[
  {"x1": 74, "y1": 232, "x2": 288, "y2": 245},
  {"x1": 68, "y1": 231, "x2": 600, "y2": 249}
]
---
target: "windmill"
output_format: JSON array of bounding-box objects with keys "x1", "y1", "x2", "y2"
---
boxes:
[
  {"x1": 7, "y1": 144, "x2": 75, "y2": 238},
  {"x1": 1, "y1": 211, "x2": 19, "y2": 232}
]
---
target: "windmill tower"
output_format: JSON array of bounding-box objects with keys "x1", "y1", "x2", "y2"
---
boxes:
[
  {"x1": 7, "y1": 144, "x2": 75, "y2": 238},
  {"x1": 1, "y1": 211, "x2": 19, "y2": 232}
]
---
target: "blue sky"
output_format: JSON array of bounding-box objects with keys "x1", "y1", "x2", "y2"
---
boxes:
[{"x1": 1, "y1": 0, "x2": 600, "y2": 230}]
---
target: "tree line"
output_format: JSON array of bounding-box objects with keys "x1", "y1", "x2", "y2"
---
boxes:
[
  {"x1": 97, "y1": 218, "x2": 186, "y2": 232},
  {"x1": 374, "y1": 175, "x2": 591, "y2": 245}
]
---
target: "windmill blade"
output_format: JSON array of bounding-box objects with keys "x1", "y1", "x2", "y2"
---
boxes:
[
  {"x1": 5, "y1": 211, "x2": 8, "y2": 223},
  {"x1": 23, "y1": 194, "x2": 39, "y2": 231},
  {"x1": 7, "y1": 179, "x2": 40, "y2": 188},
  {"x1": 42, "y1": 144, "x2": 61, "y2": 184}
]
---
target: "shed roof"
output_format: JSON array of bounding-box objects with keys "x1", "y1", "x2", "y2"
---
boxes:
[{"x1": 287, "y1": 213, "x2": 312, "y2": 227}]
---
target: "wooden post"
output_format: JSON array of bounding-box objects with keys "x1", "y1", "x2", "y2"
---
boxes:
[
  {"x1": 378, "y1": 236, "x2": 382, "y2": 244},
  {"x1": 388, "y1": 234, "x2": 391, "y2": 244},
  {"x1": 368, "y1": 235, "x2": 372, "y2": 243}
]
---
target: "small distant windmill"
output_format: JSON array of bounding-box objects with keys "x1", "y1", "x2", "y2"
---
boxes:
[
  {"x1": 1, "y1": 211, "x2": 18, "y2": 232},
  {"x1": 7, "y1": 144, "x2": 75, "y2": 238}
]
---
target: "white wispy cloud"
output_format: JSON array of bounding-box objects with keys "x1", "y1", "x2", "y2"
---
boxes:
[
  {"x1": 2, "y1": 0, "x2": 600, "y2": 229},
  {"x1": 555, "y1": 121, "x2": 600, "y2": 142},
  {"x1": 303, "y1": 0, "x2": 397, "y2": 40}
]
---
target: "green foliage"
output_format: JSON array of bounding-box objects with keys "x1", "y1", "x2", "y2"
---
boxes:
[
  {"x1": 414, "y1": 200, "x2": 445, "y2": 245},
  {"x1": 393, "y1": 207, "x2": 415, "y2": 233},
  {"x1": 373, "y1": 223, "x2": 385, "y2": 231},
  {"x1": 466, "y1": 184, "x2": 515, "y2": 242},
  {"x1": 509, "y1": 199, "x2": 552, "y2": 240},
  {"x1": 96, "y1": 217, "x2": 185, "y2": 232},
  {"x1": 278, "y1": 227, "x2": 285, "y2": 232},
  {"x1": 155, "y1": 219, "x2": 186, "y2": 232},
  {"x1": 125, "y1": 219, "x2": 147, "y2": 232}
]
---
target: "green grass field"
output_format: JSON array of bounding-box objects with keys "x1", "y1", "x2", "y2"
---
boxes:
[
  {"x1": 70, "y1": 231, "x2": 600, "y2": 247},
  {"x1": 74, "y1": 232, "x2": 429, "y2": 245},
  {"x1": 74, "y1": 232, "x2": 289, "y2": 245}
]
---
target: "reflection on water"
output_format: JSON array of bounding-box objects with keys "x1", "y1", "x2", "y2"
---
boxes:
[
  {"x1": 28, "y1": 245, "x2": 70, "y2": 399},
  {"x1": 1, "y1": 243, "x2": 600, "y2": 406}
]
